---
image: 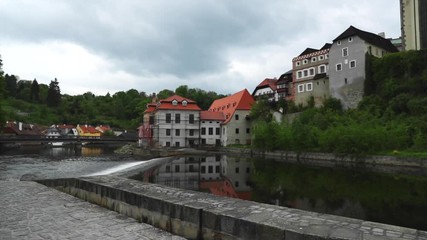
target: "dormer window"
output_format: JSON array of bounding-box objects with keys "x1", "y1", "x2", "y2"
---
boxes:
[
  {"x1": 172, "y1": 100, "x2": 178, "y2": 106},
  {"x1": 182, "y1": 100, "x2": 188, "y2": 106}
]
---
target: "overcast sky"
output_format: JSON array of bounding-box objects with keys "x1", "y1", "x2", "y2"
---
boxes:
[{"x1": 0, "y1": 0, "x2": 401, "y2": 96}]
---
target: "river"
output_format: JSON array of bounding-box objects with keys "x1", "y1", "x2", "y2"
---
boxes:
[{"x1": 1, "y1": 145, "x2": 427, "y2": 231}]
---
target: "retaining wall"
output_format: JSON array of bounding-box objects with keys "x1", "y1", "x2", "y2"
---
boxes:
[{"x1": 37, "y1": 176, "x2": 427, "y2": 240}]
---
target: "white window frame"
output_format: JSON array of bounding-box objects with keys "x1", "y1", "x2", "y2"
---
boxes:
[
  {"x1": 349, "y1": 37, "x2": 353, "y2": 42},
  {"x1": 318, "y1": 55, "x2": 324, "y2": 61},
  {"x1": 336, "y1": 63, "x2": 342, "y2": 71},
  {"x1": 309, "y1": 67, "x2": 315, "y2": 76},
  {"x1": 297, "y1": 84, "x2": 304, "y2": 93},
  {"x1": 172, "y1": 100, "x2": 178, "y2": 106},
  {"x1": 342, "y1": 47, "x2": 348, "y2": 57},
  {"x1": 297, "y1": 71, "x2": 302, "y2": 79},
  {"x1": 349, "y1": 60, "x2": 356, "y2": 69},
  {"x1": 325, "y1": 54, "x2": 329, "y2": 59},
  {"x1": 303, "y1": 69, "x2": 308, "y2": 77},
  {"x1": 337, "y1": 40, "x2": 341, "y2": 45},
  {"x1": 306, "y1": 83, "x2": 313, "y2": 92},
  {"x1": 318, "y1": 64, "x2": 326, "y2": 73},
  {"x1": 311, "y1": 57, "x2": 317, "y2": 62},
  {"x1": 296, "y1": 61, "x2": 301, "y2": 66},
  {"x1": 302, "y1": 59, "x2": 308, "y2": 65}
]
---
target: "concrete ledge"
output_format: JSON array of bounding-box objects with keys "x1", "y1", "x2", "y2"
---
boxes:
[{"x1": 37, "y1": 176, "x2": 427, "y2": 240}]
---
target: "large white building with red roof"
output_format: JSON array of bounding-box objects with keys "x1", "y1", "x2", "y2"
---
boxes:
[
  {"x1": 207, "y1": 89, "x2": 255, "y2": 146},
  {"x1": 146, "y1": 95, "x2": 202, "y2": 148}
]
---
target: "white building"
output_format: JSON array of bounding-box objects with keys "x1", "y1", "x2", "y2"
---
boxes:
[{"x1": 200, "y1": 111, "x2": 225, "y2": 146}]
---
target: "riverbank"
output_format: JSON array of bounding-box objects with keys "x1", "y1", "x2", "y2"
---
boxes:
[{"x1": 116, "y1": 144, "x2": 427, "y2": 175}]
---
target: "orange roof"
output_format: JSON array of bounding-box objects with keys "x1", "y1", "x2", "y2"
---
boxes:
[
  {"x1": 156, "y1": 94, "x2": 201, "y2": 111},
  {"x1": 255, "y1": 78, "x2": 277, "y2": 91},
  {"x1": 96, "y1": 125, "x2": 111, "y2": 132},
  {"x1": 144, "y1": 103, "x2": 157, "y2": 114},
  {"x1": 200, "y1": 111, "x2": 226, "y2": 121},
  {"x1": 208, "y1": 89, "x2": 255, "y2": 124},
  {"x1": 78, "y1": 125, "x2": 100, "y2": 134}
]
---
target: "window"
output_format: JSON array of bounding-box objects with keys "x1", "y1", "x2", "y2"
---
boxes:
[
  {"x1": 166, "y1": 113, "x2": 171, "y2": 123},
  {"x1": 345, "y1": 78, "x2": 348, "y2": 84},
  {"x1": 175, "y1": 142, "x2": 180, "y2": 147},
  {"x1": 208, "y1": 127, "x2": 213, "y2": 135},
  {"x1": 318, "y1": 65, "x2": 326, "y2": 73},
  {"x1": 342, "y1": 47, "x2": 348, "y2": 57},
  {"x1": 189, "y1": 129, "x2": 194, "y2": 136},
  {"x1": 208, "y1": 166, "x2": 213, "y2": 173},
  {"x1": 175, "y1": 165, "x2": 180, "y2": 172},
  {"x1": 309, "y1": 68, "x2": 315, "y2": 76},
  {"x1": 166, "y1": 129, "x2": 171, "y2": 136},
  {"x1": 201, "y1": 127, "x2": 206, "y2": 135},
  {"x1": 182, "y1": 100, "x2": 187, "y2": 106},
  {"x1": 302, "y1": 59, "x2": 308, "y2": 65},
  {"x1": 166, "y1": 165, "x2": 171, "y2": 173},
  {"x1": 175, "y1": 129, "x2": 180, "y2": 136},
  {"x1": 306, "y1": 83, "x2": 313, "y2": 91},
  {"x1": 235, "y1": 181, "x2": 239, "y2": 187},
  {"x1": 189, "y1": 114, "x2": 194, "y2": 124},
  {"x1": 297, "y1": 71, "x2": 302, "y2": 79},
  {"x1": 348, "y1": 37, "x2": 353, "y2": 42},
  {"x1": 175, "y1": 114, "x2": 180, "y2": 123},
  {"x1": 296, "y1": 61, "x2": 301, "y2": 66},
  {"x1": 246, "y1": 128, "x2": 250, "y2": 134},
  {"x1": 235, "y1": 128, "x2": 239, "y2": 134},
  {"x1": 215, "y1": 166, "x2": 220, "y2": 173},
  {"x1": 216, "y1": 127, "x2": 220, "y2": 135},
  {"x1": 319, "y1": 55, "x2": 324, "y2": 61},
  {"x1": 336, "y1": 63, "x2": 342, "y2": 71},
  {"x1": 311, "y1": 57, "x2": 317, "y2": 62},
  {"x1": 166, "y1": 142, "x2": 170, "y2": 147},
  {"x1": 235, "y1": 167, "x2": 239, "y2": 173},
  {"x1": 298, "y1": 84, "x2": 304, "y2": 93},
  {"x1": 337, "y1": 40, "x2": 341, "y2": 45},
  {"x1": 201, "y1": 166, "x2": 206, "y2": 173},
  {"x1": 303, "y1": 69, "x2": 308, "y2": 77},
  {"x1": 350, "y1": 60, "x2": 356, "y2": 68},
  {"x1": 172, "y1": 100, "x2": 178, "y2": 106},
  {"x1": 325, "y1": 54, "x2": 329, "y2": 59},
  {"x1": 235, "y1": 114, "x2": 239, "y2": 120}
]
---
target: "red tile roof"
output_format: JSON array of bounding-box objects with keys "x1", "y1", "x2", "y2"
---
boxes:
[
  {"x1": 57, "y1": 124, "x2": 76, "y2": 129},
  {"x1": 208, "y1": 89, "x2": 255, "y2": 124},
  {"x1": 78, "y1": 125, "x2": 100, "y2": 134},
  {"x1": 144, "y1": 103, "x2": 157, "y2": 114},
  {"x1": 156, "y1": 95, "x2": 201, "y2": 111},
  {"x1": 252, "y1": 78, "x2": 277, "y2": 95},
  {"x1": 200, "y1": 111, "x2": 226, "y2": 121}
]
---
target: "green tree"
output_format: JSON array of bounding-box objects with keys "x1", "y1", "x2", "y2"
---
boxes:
[
  {"x1": 30, "y1": 78, "x2": 40, "y2": 102},
  {"x1": 47, "y1": 78, "x2": 61, "y2": 107},
  {"x1": 0, "y1": 55, "x2": 6, "y2": 132},
  {"x1": 5, "y1": 74, "x2": 17, "y2": 98}
]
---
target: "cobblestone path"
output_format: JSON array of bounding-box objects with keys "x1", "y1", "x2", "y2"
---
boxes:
[{"x1": 0, "y1": 181, "x2": 186, "y2": 240}]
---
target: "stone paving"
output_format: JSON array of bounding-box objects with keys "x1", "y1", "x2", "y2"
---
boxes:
[{"x1": 0, "y1": 180, "x2": 186, "y2": 240}]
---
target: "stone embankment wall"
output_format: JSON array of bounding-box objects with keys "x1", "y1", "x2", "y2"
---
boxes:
[
  {"x1": 221, "y1": 148, "x2": 427, "y2": 175},
  {"x1": 38, "y1": 176, "x2": 427, "y2": 240}
]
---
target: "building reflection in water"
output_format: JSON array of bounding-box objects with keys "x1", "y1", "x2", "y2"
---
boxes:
[{"x1": 143, "y1": 155, "x2": 252, "y2": 200}]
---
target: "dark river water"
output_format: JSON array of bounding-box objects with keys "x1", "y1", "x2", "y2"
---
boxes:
[{"x1": 1, "y1": 146, "x2": 427, "y2": 231}]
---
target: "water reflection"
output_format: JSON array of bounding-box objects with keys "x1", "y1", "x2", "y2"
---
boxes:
[
  {"x1": 142, "y1": 155, "x2": 252, "y2": 200},
  {"x1": 138, "y1": 155, "x2": 427, "y2": 231}
]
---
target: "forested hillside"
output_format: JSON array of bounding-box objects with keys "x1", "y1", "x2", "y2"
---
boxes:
[{"x1": 252, "y1": 50, "x2": 427, "y2": 155}]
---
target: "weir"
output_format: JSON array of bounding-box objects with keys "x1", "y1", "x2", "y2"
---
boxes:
[{"x1": 37, "y1": 176, "x2": 427, "y2": 240}]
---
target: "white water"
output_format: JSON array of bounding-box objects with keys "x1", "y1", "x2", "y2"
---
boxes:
[{"x1": 86, "y1": 158, "x2": 162, "y2": 176}]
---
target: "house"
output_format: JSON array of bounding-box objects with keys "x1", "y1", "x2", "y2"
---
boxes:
[
  {"x1": 2, "y1": 121, "x2": 42, "y2": 136},
  {"x1": 208, "y1": 89, "x2": 255, "y2": 146},
  {"x1": 276, "y1": 70, "x2": 293, "y2": 101},
  {"x1": 328, "y1": 26, "x2": 398, "y2": 109},
  {"x1": 138, "y1": 103, "x2": 156, "y2": 146},
  {"x1": 151, "y1": 95, "x2": 202, "y2": 148},
  {"x1": 76, "y1": 124, "x2": 101, "y2": 137},
  {"x1": 200, "y1": 111, "x2": 225, "y2": 146},
  {"x1": 292, "y1": 44, "x2": 331, "y2": 107},
  {"x1": 400, "y1": 0, "x2": 427, "y2": 50},
  {"x1": 252, "y1": 78, "x2": 278, "y2": 101},
  {"x1": 56, "y1": 124, "x2": 78, "y2": 136},
  {"x1": 95, "y1": 125, "x2": 112, "y2": 135}
]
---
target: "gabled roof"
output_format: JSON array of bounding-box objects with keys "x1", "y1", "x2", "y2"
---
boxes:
[
  {"x1": 320, "y1": 43, "x2": 332, "y2": 50},
  {"x1": 299, "y1": 48, "x2": 318, "y2": 56},
  {"x1": 333, "y1": 25, "x2": 398, "y2": 52},
  {"x1": 200, "y1": 111, "x2": 226, "y2": 121},
  {"x1": 208, "y1": 89, "x2": 255, "y2": 124},
  {"x1": 144, "y1": 103, "x2": 157, "y2": 114},
  {"x1": 77, "y1": 125, "x2": 100, "y2": 134},
  {"x1": 156, "y1": 95, "x2": 201, "y2": 111},
  {"x1": 278, "y1": 70, "x2": 293, "y2": 83},
  {"x1": 252, "y1": 78, "x2": 277, "y2": 95}
]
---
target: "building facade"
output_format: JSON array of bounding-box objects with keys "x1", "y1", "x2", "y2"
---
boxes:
[
  {"x1": 400, "y1": 0, "x2": 427, "y2": 50},
  {"x1": 200, "y1": 111, "x2": 225, "y2": 146},
  {"x1": 292, "y1": 44, "x2": 331, "y2": 107},
  {"x1": 151, "y1": 95, "x2": 202, "y2": 148},
  {"x1": 329, "y1": 26, "x2": 398, "y2": 109},
  {"x1": 208, "y1": 89, "x2": 255, "y2": 146}
]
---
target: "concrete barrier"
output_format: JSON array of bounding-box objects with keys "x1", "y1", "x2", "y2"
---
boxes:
[{"x1": 37, "y1": 176, "x2": 427, "y2": 240}]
